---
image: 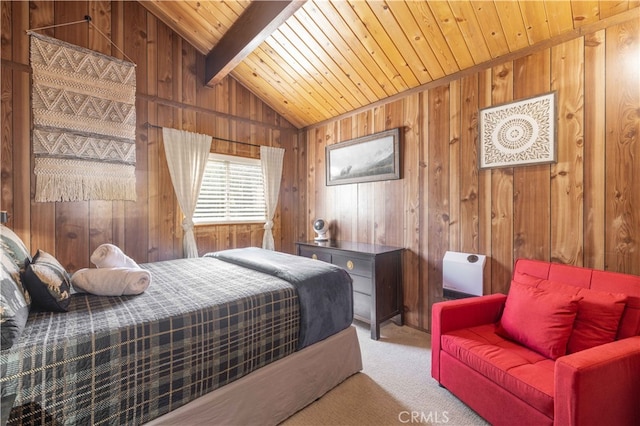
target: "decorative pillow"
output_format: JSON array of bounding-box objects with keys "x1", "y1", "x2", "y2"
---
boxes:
[
  {"x1": 512, "y1": 271, "x2": 544, "y2": 287},
  {"x1": 1, "y1": 251, "x2": 30, "y2": 349},
  {"x1": 537, "y1": 278, "x2": 581, "y2": 295},
  {"x1": 0, "y1": 224, "x2": 31, "y2": 270},
  {"x1": 23, "y1": 250, "x2": 71, "y2": 312},
  {"x1": 497, "y1": 281, "x2": 581, "y2": 359},
  {"x1": 567, "y1": 289, "x2": 627, "y2": 353},
  {"x1": 524, "y1": 276, "x2": 627, "y2": 353}
]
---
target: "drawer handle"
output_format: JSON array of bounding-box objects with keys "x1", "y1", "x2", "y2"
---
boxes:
[
  {"x1": 311, "y1": 254, "x2": 318, "y2": 260},
  {"x1": 346, "y1": 260, "x2": 354, "y2": 270}
]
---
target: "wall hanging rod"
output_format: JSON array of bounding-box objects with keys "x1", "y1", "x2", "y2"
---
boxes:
[
  {"x1": 145, "y1": 123, "x2": 261, "y2": 149},
  {"x1": 27, "y1": 15, "x2": 134, "y2": 64}
]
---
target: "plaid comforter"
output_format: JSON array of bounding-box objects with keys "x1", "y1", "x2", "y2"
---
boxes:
[{"x1": 1, "y1": 257, "x2": 302, "y2": 425}]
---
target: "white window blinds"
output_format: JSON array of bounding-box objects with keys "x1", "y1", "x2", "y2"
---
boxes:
[{"x1": 193, "y1": 153, "x2": 266, "y2": 224}]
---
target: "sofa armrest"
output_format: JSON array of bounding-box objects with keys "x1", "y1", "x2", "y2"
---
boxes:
[
  {"x1": 555, "y1": 336, "x2": 640, "y2": 426},
  {"x1": 431, "y1": 294, "x2": 507, "y2": 381}
]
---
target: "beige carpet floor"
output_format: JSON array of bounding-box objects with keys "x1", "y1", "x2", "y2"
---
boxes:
[{"x1": 282, "y1": 321, "x2": 489, "y2": 426}]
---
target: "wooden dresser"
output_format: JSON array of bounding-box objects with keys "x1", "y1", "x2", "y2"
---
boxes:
[{"x1": 296, "y1": 240, "x2": 404, "y2": 340}]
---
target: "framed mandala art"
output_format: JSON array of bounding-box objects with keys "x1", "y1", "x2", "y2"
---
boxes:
[{"x1": 478, "y1": 92, "x2": 557, "y2": 169}]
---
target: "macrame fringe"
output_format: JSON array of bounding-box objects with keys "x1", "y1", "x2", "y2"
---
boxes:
[{"x1": 35, "y1": 174, "x2": 136, "y2": 202}]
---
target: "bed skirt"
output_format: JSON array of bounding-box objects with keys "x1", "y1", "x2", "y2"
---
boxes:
[{"x1": 146, "y1": 325, "x2": 362, "y2": 425}]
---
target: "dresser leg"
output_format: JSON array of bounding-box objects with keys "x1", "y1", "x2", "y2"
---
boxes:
[
  {"x1": 371, "y1": 322, "x2": 380, "y2": 340},
  {"x1": 393, "y1": 312, "x2": 404, "y2": 326}
]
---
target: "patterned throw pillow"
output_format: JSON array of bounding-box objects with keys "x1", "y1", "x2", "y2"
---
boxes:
[
  {"x1": 0, "y1": 225, "x2": 31, "y2": 270},
  {"x1": 23, "y1": 250, "x2": 71, "y2": 312},
  {"x1": 1, "y1": 225, "x2": 31, "y2": 349},
  {"x1": 1, "y1": 251, "x2": 30, "y2": 349}
]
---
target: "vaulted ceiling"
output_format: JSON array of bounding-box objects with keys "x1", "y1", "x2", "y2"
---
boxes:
[{"x1": 139, "y1": 1, "x2": 639, "y2": 129}]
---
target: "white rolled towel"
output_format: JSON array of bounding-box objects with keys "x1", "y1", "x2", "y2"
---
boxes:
[
  {"x1": 71, "y1": 267, "x2": 151, "y2": 296},
  {"x1": 91, "y1": 244, "x2": 138, "y2": 269}
]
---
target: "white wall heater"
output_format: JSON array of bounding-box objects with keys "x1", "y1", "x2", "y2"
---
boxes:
[{"x1": 442, "y1": 251, "x2": 487, "y2": 298}]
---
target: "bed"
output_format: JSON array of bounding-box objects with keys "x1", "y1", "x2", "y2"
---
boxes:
[{"x1": 0, "y1": 235, "x2": 361, "y2": 426}]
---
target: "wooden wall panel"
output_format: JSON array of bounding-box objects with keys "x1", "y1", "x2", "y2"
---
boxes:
[
  {"x1": 1, "y1": 68, "x2": 12, "y2": 217},
  {"x1": 145, "y1": 13, "x2": 160, "y2": 263},
  {"x1": 459, "y1": 74, "x2": 480, "y2": 254},
  {"x1": 12, "y1": 2, "x2": 30, "y2": 248},
  {"x1": 371, "y1": 106, "x2": 387, "y2": 245},
  {"x1": 382, "y1": 100, "x2": 404, "y2": 246},
  {"x1": 489, "y1": 62, "x2": 514, "y2": 297},
  {"x1": 401, "y1": 93, "x2": 421, "y2": 329},
  {"x1": 426, "y1": 86, "x2": 450, "y2": 321},
  {"x1": 54, "y1": 1, "x2": 90, "y2": 272},
  {"x1": 335, "y1": 117, "x2": 358, "y2": 243},
  {"x1": 0, "y1": 0, "x2": 14, "y2": 223},
  {"x1": 88, "y1": 0, "x2": 115, "y2": 260},
  {"x1": 513, "y1": 51, "x2": 551, "y2": 264},
  {"x1": 417, "y1": 91, "x2": 430, "y2": 330},
  {"x1": 448, "y1": 80, "x2": 461, "y2": 252},
  {"x1": 551, "y1": 38, "x2": 584, "y2": 266},
  {"x1": 583, "y1": 29, "x2": 606, "y2": 270},
  {"x1": 355, "y1": 111, "x2": 374, "y2": 243},
  {"x1": 321, "y1": 122, "x2": 335, "y2": 240},
  {"x1": 109, "y1": 3, "x2": 124, "y2": 250},
  {"x1": 155, "y1": 22, "x2": 178, "y2": 261},
  {"x1": 123, "y1": 0, "x2": 149, "y2": 263},
  {"x1": 28, "y1": 1, "x2": 55, "y2": 256},
  {"x1": 477, "y1": 69, "x2": 493, "y2": 295},
  {"x1": 605, "y1": 18, "x2": 640, "y2": 274}
]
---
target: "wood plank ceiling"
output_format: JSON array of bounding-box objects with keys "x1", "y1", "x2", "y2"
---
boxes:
[{"x1": 139, "y1": 0, "x2": 639, "y2": 129}]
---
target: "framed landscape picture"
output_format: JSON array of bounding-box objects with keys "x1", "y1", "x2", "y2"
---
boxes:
[
  {"x1": 478, "y1": 92, "x2": 557, "y2": 169},
  {"x1": 326, "y1": 128, "x2": 400, "y2": 186}
]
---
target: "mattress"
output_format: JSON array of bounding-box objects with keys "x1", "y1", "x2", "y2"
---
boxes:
[{"x1": 0, "y1": 251, "x2": 353, "y2": 425}]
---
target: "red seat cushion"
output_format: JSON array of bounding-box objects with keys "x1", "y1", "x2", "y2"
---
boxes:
[
  {"x1": 441, "y1": 324, "x2": 555, "y2": 418},
  {"x1": 497, "y1": 281, "x2": 581, "y2": 359}
]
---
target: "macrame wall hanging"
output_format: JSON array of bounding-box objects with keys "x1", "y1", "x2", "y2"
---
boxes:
[{"x1": 29, "y1": 22, "x2": 137, "y2": 202}]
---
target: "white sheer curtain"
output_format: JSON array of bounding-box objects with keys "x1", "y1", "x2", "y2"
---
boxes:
[
  {"x1": 260, "y1": 146, "x2": 285, "y2": 250},
  {"x1": 162, "y1": 128, "x2": 212, "y2": 258}
]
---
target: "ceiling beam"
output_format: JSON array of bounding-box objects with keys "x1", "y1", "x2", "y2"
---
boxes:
[{"x1": 205, "y1": 0, "x2": 306, "y2": 86}]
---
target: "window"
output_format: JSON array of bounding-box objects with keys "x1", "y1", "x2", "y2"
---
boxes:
[{"x1": 194, "y1": 153, "x2": 266, "y2": 224}]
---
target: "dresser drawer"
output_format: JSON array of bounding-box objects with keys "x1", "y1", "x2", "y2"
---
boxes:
[
  {"x1": 298, "y1": 246, "x2": 332, "y2": 263},
  {"x1": 351, "y1": 274, "x2": 372, "y2": 295},
  {"x1": 353, "y1": 291, "x2": 371, "y2": 320},
  {"x1": 332, "y1": 254, "x2": 372, "y2": 278}
]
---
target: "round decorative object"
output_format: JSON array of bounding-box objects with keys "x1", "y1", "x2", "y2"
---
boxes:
[
  {"x1": 313, "y1": 219, "x2": 329, "y2": 241},
  {"x1": 491, "y1": 114, "x2": 539, "y2": 155}
]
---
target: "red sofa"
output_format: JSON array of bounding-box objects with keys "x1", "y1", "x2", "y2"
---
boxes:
[{"x1": 431, "y1": 259, "x2": 640, "y2": 426}]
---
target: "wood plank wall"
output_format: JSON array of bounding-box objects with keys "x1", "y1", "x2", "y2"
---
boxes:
[
  {"x1": 299, "y1": 16, "x2": 640, "y2": 332},
  {"x1": 0, "y1": 0, "x2": 300, "y2": 271}
]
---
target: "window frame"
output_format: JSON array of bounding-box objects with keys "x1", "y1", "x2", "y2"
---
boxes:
[{"x1": 193, "y1": 152, "x2": 266, "y2": 226}]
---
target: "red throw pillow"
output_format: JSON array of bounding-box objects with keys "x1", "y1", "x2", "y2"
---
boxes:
[
  {"x1": 567, "y1": 289, "x2": 627, "y2": 353},
  {"x1": 497, "y1": 281, "x2": 581, "y2": 359},
  {"x1": 512, "y1": 271, "x2": 544, "y2": 287}
]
